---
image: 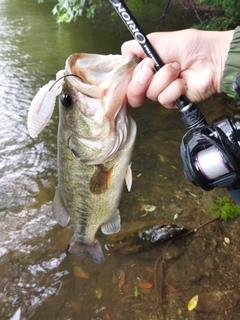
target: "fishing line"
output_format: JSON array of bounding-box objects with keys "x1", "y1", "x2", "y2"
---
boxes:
[{"x1": 49, "y1": 73, "x2": 84, "y2": 92}]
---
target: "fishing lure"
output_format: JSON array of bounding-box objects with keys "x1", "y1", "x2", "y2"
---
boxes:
[
  {"x1": 27, "y1": 70, "x2": 65, "y2": 138},
  {"x1": 28, "y1": 71, "x2": 85, "y2": 138}
]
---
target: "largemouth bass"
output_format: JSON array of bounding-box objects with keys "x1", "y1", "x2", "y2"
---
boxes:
[{"x1": 28, "y1": 54, "x2": 139, "y2": 264}]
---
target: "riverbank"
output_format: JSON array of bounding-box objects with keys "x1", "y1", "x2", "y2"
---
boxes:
[{"x1": 175, "y1": 0, "x2": 235, "y2": 30}]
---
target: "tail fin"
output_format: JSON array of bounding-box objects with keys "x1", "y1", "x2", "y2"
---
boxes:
[{"x1": 69, "y1": 237, "x2": 105, "y2": 264}]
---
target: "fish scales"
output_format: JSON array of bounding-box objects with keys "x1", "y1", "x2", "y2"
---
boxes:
[{"x1": 58, "y1": 122, "x2": 136, "y2": 245}]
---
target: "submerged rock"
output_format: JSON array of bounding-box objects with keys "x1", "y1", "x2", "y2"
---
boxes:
[
  {"x1": 196, "y1": 290, "x2": 240, "y2": 313},
  {"x1": 104, "y1": 220, "x2": 188, "y2": 254}
]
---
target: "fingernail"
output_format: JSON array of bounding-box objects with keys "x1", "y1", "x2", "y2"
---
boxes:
[
  {"x1": 171, "y1": 62, "x2": 181, "y2": 71},
  {"x1": 138, "y1": 68, "x2": 152, "y2": 85}
]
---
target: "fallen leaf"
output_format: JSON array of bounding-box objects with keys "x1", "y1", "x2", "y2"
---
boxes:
[
  {"x1": 137, "y1": 281, "x2": 153, "y2": 289},
  {"x1": 141, "y1": 211, "x2": 148, "y2": 217},
  {"x1": 224, "y1": 237, "x2": 230, "y2": 244},
  {"x1": 73, "y1": 266, "x2": 89, "y2": 279},
  {"x1": 158, "y1": 154, "x2": 169, "y2": 163},
  {"x1": 145, "y1": 266, "x2": 154, "y2": 273},
  {"x1": 188, "y1": 294, "x2": 198, "y2": 311},
  {"x1": 166, "y1": 284, "x2": 178, "y2": 293},
  {"x1": 144, "y1": 205, "x2": 157, "y2": 212},
  {"x1": 95, "y1": 288, "x2": 103, "y2": 299},
  {"x1": 118, "y1": 270, "x2": 126, "y2": 288},
  {"x1": 173, "y1": 213, "x2": 179, "y2": 220},
  {"x1": 104, "y1": 313, "x2": 111, "y2": 320},
  {"x1": 134, "y1": 285, "x2": 139, "y2": 297}
]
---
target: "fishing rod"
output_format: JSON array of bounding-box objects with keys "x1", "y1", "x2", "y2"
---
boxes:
[{"x1": 109, "y1": 0, "x2": 240, "y2": 205}]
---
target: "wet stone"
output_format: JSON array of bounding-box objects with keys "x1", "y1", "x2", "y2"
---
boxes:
[
  {"x1": 164, "y1": 242, "x2": 186, "y2": 263},
  {"x1": 216, "y1": 251, "x2": 227, "y2": 262},
  {"x1": 196, "y1": 290, "x2": 240, "y2": 313},
  {"x1": 166, "y1": 255, "x2": 203, "y2": 290},
  {"x1": 204, "y1": 256, "x2": 218, "y2": 270}
]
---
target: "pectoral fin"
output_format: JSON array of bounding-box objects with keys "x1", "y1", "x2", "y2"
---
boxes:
[
  {"x1": 101, "y1": 210, "x2": 121, "y2": 235},
  {"x1": 52, "y1": 187, "x2": 70, "y2": 227},
  {"x1": 125, "y1": 163, "x2": 132, "y2": 192},
  {"x1": 90, "y1": 164, "x2": 113, "y2": 194}
]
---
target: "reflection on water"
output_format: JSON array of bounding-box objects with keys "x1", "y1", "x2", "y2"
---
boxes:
[
  {"x1": 1, "y1": 0, "x2": 239, "y2": 319},
  {"x1": 0, "y1": 204, "x2": 68, "y2": 315}
]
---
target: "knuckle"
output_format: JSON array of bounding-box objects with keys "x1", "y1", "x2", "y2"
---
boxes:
[{"x1": 164, "y1": 63, "x2": 179, "y2": 78}]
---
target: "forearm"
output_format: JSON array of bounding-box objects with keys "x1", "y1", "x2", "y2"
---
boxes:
[{"x1": 220, "y1": 26, "x2": 240, "y2": 102}]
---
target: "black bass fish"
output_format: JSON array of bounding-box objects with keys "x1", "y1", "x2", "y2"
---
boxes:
[{"x1": 28, "y1": 54, "x2": 139, "y2": 264}]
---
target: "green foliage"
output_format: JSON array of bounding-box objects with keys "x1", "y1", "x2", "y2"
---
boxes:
[
  {"x1": 51, "y1": 0, "x2": 141, "y2": 23},
  {"x1": 42, "y1": 0, "x2": 240, "y2": 27},
  {"x1": 52, "y1": 0, "x2": 104, "y2": 23},
  {"x1": 194, "y1": 0, "x2": 240, "y2": 30},
  {"x1": 208, "y1": 196, "x2": 240, "y2": 221}
]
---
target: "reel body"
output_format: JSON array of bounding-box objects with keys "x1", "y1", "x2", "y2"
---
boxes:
[{"x1": 181, "y1": 115, "x2": 240, "y2": 204}]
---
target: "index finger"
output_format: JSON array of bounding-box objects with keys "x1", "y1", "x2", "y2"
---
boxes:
[{"x1": 121, "y1": 39, "x2": 147, "y2": 61}]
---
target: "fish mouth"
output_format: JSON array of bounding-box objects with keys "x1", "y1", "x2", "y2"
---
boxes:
[
  {"x1": 62, "y1": 53, "x2": 139, "y2": 164},
  {"x1": 64, "y1": 53, "x2": 140, "y2": 99},
  {"x1": 66, "y1": 53, "x2": 127, "y2": 86}
]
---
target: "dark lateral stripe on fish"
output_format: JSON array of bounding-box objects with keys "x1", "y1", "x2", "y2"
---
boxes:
[{"x1": 76, "y1": 179, "x2": 91, "y2": 242}]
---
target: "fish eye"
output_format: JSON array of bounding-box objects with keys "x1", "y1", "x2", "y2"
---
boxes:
[{"x1": 60, "y1": 94, "x2": 72, "y2": 108}]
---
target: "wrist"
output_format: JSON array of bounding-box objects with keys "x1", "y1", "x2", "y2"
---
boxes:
[{"x1": 209, "y1": 29, "x2": 234, "y2": 94}]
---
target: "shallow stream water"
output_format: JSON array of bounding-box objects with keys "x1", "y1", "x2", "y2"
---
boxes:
[{"x1": 1, "y1": 1, "x2": 240, "y2": 319}]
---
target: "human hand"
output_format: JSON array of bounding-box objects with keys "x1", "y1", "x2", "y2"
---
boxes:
[{"x1": 121, "y1": 29, "x2": 234, "y2": 108}]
